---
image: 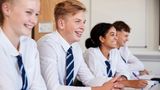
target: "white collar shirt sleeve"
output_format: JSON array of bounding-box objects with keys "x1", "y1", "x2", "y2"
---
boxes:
[
  {"x1": 0, "y1": 28, "x2": 47, "y2": 90},
  {"x1": 37, "y1": 32, "x2": 94, "y2": 90},
  {"x1": 119, "y1": 46, "x2": 144, "y2": 72},
  {"x1": 84, "y1": 48, "x2": 130, "y2": 80}
]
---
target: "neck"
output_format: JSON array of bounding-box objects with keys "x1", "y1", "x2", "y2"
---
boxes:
[
  {"x1": 116, "y1": 44, "x2": 121, "y2": 49},
  {"x1": 2, "y1": 24, "x2": 20, "y2": 50},
  {"x1": 99, "y1": 45, "x2": 110, "y2": 60}
]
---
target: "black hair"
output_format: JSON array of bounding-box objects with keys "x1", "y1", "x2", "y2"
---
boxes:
[{"x1": 85, "y1": 23, "x2": 113, "y2": 49}]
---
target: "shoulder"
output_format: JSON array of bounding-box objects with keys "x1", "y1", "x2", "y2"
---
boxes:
[
  {"x1": 85, "y1": 47, "x2": 99, "y2": 54},
  {"x1": 110, "y1": 48, "x2": 119, "y2": 54},
  {"x1": 84, "y1": 47, "x2": 99, "y2": 58},
  {"x1": 37, "y1": 32, "x2": 59, "y2": 47},
  {"x1": 21, "y1": 36, "x2": 37, "y2": 47}
]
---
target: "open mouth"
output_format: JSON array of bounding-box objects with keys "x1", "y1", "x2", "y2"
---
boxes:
[
  {"x1": 75, "y1": 31, "x2": 83, "y2": 37},
  {"x1": 24, "y1": 24, "x2": 33, "y2": 30}
]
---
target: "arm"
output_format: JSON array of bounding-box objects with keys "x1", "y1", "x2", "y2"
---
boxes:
[
  {"x1": 84, "y1": 50, "x2": 108, "y2": 78},
  {"x1": 124, "y1": 47, "x2": 145, "y2": 71},
  {"x1": 29, "y1": 42, "x2": 47, "y2": 90},
  {"x1": 116, "y1": 50, "x2": 130, "y2": 80},
  {"x1": 119, "y1": 80, "x2": 148, "y2": 89}
]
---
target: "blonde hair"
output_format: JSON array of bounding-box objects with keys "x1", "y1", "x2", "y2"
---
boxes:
[{"x1": 54, "y1": 0, "x2": 86, "y2": 25}]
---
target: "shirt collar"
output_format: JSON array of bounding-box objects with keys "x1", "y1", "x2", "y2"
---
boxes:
[
  {"x1": 97, "y1": 47, "x2": 112, "y2": 62},
  {"x1": 0, "y1": 27, "x2": 20, "y2": 56},
  {"x1": 56, "y1": 31, "x2": 71, "y2": 52}
]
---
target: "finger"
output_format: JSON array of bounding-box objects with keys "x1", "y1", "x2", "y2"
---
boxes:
[{"x1": 110, "y1": 76, "x2": 121, "y2": 83}]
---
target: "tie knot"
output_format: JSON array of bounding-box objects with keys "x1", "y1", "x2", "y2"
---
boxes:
[
  {"x1": 105, "y1": 60, "x2": 110, "y2": 66},
  {"x1": 16, "y1": 55, "x2": 22, "y2": 60},
  {"x1": 67, "y1": 47, "x2": 72, "y2": 54},
  {"x1": 16, "y1": 55, "x2": 23, "y2": 67}
]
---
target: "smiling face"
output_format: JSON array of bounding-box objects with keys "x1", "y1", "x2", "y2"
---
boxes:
[
  {"x1": 58, "y1": 11, "x2": 86, "y2": 44},
  {"x1": 100, "y1": 26, "x2": 117, "y2": 50},
  {"x1": 116, "y1": 30, "x2": 130, "y2": 47},
  {"x1": 3, "y1": 0, "x2": 40, "y2": 37}
]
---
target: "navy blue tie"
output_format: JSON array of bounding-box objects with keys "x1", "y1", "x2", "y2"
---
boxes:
[
  {"x1": 121, "y1": 56, "x2": 127, "y2": 63},
  {"x1": 65, "y1": 47, "x2": 74, "y2": 86},
  {"x1": 105, "y1": 61, "x2": 112, "y2": 77},
  {"x1": 16, "y1": 55, "x2": 28, "y2": 90}
]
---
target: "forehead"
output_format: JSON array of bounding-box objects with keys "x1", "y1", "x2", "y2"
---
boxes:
[
  {"x1": 108, "y1": 27, "x2": 116, "y2": 33},
  {"x1": 65, "y1": 11, "x2": 85, "y2": 20},
  {"x1": 117, "y1": 30, "x2": 129, "y2": 36},
  {"x1": 13, "y1": 0, "x2": 40, "y2": 9}
]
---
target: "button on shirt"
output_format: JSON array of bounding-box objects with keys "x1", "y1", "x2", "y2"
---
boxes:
[
  {"x1": 84, "y1": 47, "x2": 130, "y2": 80},
  {"x1": 0, "y1": 28, "x2": 47, "y2": 90},
  {"x1": 37, "y1": 31, "x2": 109, "y2": 90}
]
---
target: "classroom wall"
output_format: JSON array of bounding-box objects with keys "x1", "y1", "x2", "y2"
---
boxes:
[
  {"x1": 35, "y1": 0, "x2": 160, "y2": 55},
  {"x1": 80, "y1": 0, "x2": 160, "y2": 73},
  {"x1": 79, "y1": 0, "x2": 159, "y2": 53},
  {"x1": 35, "y1": 0, "x2": 160, "y2": 76}
]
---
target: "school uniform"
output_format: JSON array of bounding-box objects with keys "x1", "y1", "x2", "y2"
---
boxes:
[
  {"x1": 84, "y1": 47, "x2": 130, "y2": 80},
  {"x1": 119, "y1": 46, "x2": 144, "y2": 77},
  {"x1": 37, "y1": 31, "x2": 108, "y2": 90},
  {"x1": 0, "y1": 28, "x2": 47, "y2": 90}
]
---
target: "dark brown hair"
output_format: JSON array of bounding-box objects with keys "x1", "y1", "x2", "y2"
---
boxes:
[{"x1": 113, "y1": 21, "x2": 130, "y2": 33}]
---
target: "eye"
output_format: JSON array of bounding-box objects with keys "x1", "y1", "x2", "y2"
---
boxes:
[
  {"x1": 75, "y1": 20, "x2": 80, "y2": 23},
  {"x1": 83, "y1": 20, "x2": 86, "y2": 24},
  {"x1": 26, "y1": 11, "x2": 32, "y2": 14},
  {"x1": 35, "y1": 13, "x2": 39, "y2": 17}
]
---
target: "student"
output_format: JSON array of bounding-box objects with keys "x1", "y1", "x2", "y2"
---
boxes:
[
  {"x1": 37, "y1": 0, "x2": 123, "y2": 90},
  {"x1": 113, "y1": 21, "x2": 149, "y2": 77},
  {"x1": 0, "y1": 0, "x2": 46, "y2": 90},
  {"x1": 84, "y1": 22, "x2": 148, "y2": 89}
]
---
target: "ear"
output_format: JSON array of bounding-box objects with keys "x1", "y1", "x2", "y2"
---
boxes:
[
  {"x1": 99, "y1": 36, "x2": 104, "y2": 43},
  {"x1": 2, "y1": 2, "x2": 11, "y2": 17},
  {"x1": 57, "y1": 18, "x2": 65, "y2": 30}
]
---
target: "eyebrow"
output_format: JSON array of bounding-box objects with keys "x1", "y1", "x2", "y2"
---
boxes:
[{"x1": 27, "y1": 8, "x2": 40, "y2": 13}]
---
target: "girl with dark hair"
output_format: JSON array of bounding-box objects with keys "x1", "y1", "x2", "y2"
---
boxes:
[{"x1": 84, "y1": 22, "x2": 148, "y2": 89}]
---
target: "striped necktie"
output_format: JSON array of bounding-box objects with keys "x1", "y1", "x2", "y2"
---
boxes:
[
  {"x1": 105, "y1": 61, "x2": 112, "y2": 77},
  {"x1": 16, "y1": 55, "x2": 28, "y2": 90},
  {"x1": 121, "y1": 56, "x2": 127, "y2": 63},
  {"x1": 65, "y1": 47, "x2": 74, "y2": 86}
]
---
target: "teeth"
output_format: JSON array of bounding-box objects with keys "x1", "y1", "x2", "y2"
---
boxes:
[
  {"x1": 24, "y1": 24, "x2": 33, "y2": 29},
  {"x1": 75, "y1": 31, "x2": 82, "y2": 36}
]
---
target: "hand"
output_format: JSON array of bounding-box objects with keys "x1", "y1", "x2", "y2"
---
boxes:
[
  {"x1": 107, "y1": 77, "x2": 124, "y2": 90},
  {"x1": 116, "y1": 75, "x2": 127, "y2": 82},
  {"x1": 120, "y1": 80, "x2": 148, "y2": 89},
  {"x1": 92, "y1": 76, "x2": 124, "y2": 90},
  {"x1": 139, "y1": 69, "x2": 149, "y2": 75},
  {"x1": 113, "y1": 82, "x2": 124, "y2": 90}
]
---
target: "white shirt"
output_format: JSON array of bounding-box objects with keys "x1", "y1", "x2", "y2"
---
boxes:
[
  {"x1": 37, "y1": 31, "x2": 108, "y2": 90},
  {"x1": 119, "y1": 46, "x2": 144, "y2": 76},
  {"x1": 0, "y1": 28, "x2": 47, "y2": 90},
  {"x1": 84, "y1": 47, "x2": 130, "y2": 80}
]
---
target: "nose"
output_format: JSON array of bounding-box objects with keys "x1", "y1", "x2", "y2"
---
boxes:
[
  {"x1": 30, "y1": 15, "x2": 38, "y2": 25},
  {"x1": 126, "y1": 38, "x2": 129, "y2": 41},
  {"x1": 115, "y1": 35, "x2": 118, "y2": 40},
  {"x1": 80, "y1": 22, "x2": 85, "y2": 31}
]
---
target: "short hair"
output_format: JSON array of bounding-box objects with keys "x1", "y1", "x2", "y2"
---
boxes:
[
  {"x1": 54, "y1": 0, "x2": 86, "y2": 22},
  {"x1": 113, "y1": 21, "x2": 130, "y2": 33}
]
